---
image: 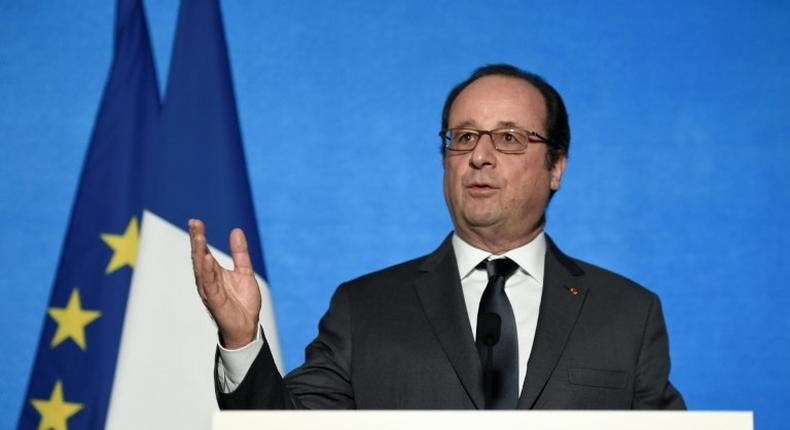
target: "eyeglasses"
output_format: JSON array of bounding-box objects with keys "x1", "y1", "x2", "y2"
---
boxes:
[{"x1": 439, "y1": 127, "x2": 551, "y2": 154}]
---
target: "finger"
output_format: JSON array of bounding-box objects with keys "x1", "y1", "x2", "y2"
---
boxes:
[
  {"x1": 189, "y1": 219, "x2": 208, "y2": 275},
  {"x1": 200, "y1": 252, "x2": 224, "y2": 303},
  {"x1": 230, "y1": 228, "x2": 254, "y2": 275},
  {"x1": 192, "y1": 236, "x2": 211, "y2": 292}
]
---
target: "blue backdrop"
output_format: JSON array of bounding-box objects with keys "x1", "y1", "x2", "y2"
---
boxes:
[{"x1": 1, "y1": 0, "x2": 788, "y2": 429}]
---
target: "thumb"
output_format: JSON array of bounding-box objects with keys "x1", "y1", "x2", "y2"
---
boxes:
[{"x1": 230, "y1": 228, "x2": 254, "y2": 275}]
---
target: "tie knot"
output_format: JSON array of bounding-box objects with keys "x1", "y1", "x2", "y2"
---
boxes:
[{"x1": 479, "y1": 258, "x2": 519, "y2": 281}]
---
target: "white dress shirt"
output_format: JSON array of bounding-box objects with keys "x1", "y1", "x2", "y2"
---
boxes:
[
  {"x1": 217, "y1": 231, "x2": 547, "y2": 395},
  {"x1": 452, "y1": 232, "x2": 546, "y2": 395}
]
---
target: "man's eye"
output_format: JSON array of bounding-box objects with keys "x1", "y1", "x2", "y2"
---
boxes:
[
  {"x1": 457, "y1": 133, "x2": 476, "y2": 142},
  {"x1": 502, "y1": 133, "x2": 515, "y2": 142}
]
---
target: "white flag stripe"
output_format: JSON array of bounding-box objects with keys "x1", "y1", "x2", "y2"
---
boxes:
[{"x1": 105, "y1": 210, "x2": 281, "y2": 429}]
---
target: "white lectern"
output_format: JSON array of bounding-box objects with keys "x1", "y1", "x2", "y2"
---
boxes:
[{"x1": 214, "y1": 410, "x2": 753, "y2": 430}]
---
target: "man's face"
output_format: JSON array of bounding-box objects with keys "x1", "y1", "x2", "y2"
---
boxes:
[{"x1": 443, "y1": 75, "x2": 566, "y2": 252}]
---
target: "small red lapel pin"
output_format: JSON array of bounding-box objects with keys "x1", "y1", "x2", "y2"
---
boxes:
[{"x1": 569, "y1": 287, "x2": 580, "y2": 296}]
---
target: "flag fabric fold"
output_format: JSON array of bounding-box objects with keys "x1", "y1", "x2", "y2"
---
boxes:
[{"x1": 19, "y1": 0, "x2": 279, "y2": 428}]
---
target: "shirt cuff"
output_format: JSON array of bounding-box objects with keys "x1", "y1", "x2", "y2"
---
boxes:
[{"x1": 216, "y1": 326, "x2": 264, "y2": 393}]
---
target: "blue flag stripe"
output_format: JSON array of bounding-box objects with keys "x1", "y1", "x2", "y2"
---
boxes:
[{"x1": 148, "y1": 0, "x2": 267, "y2": 277}]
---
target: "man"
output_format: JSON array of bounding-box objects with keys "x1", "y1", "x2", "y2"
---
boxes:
[{"x1": 189, "y1": 64, "x2": 685, "y2": 409}]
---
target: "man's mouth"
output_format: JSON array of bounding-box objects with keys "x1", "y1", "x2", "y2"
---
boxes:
[{"x1": 465, "y1": 182, "x2": 499, "y2": 196}]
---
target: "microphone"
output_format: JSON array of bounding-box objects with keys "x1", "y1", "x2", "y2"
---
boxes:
[
  {"x1": 477, "y1": 312, "x2": 501, "y2": 406},
  {"x1": 477, "y1": 312, "x2": 501, "y2": 347}
]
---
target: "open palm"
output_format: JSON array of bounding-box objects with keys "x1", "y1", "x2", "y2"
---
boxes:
[{"x1": 189, "y1": 219, "x2": 261, "y2": 349}]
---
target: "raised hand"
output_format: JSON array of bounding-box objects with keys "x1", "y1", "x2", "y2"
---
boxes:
[{"x1": 189, "y1": 219, "x2": 261, "y2": 349}]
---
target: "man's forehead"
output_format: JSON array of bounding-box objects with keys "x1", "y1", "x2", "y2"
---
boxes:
[{"x1": 447, "y1": 75, "x2": 547, "y2": 128}]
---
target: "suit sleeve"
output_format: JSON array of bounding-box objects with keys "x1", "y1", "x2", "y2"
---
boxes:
[
  {"x1": 632, "y1": 294, "x2": 686, "y2": 409},
  {"x1": 215, "y1": 283, "x2": 355, "y2": 409}
]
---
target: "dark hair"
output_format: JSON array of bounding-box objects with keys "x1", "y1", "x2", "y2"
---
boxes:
[{"x1": 440, "y1": 64, "x2": 570, "y2": 168}]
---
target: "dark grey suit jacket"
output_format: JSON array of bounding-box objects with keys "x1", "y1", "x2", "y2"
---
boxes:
[{"x1": 216, "y1": 235, "x2": 685, "y2": 409}]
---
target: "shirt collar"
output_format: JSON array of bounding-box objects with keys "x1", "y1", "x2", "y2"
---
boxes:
[{"x1": 451, "y1": 231, "x2": 546, "y2": 285}]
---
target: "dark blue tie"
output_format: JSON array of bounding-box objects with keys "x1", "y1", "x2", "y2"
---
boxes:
[{"x1": 476, "y1": 258, "x2": 520, "y2": 409}]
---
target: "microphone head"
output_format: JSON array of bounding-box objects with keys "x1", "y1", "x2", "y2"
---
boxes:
[{"x1": 477, "y1": 312, "x2": 501, "y2": 346}]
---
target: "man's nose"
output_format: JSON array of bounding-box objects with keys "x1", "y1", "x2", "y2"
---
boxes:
[{"x1": 469, "y1": 134, "x2": 497, "y2": 168}]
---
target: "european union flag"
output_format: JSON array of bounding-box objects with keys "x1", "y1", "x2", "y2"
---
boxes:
[
  {"x1": 18, "y1": 0, "x2": 159, "y2": 428},
  {"x1": 19, "y1": 0, "x2": 280, "y2": 428}
]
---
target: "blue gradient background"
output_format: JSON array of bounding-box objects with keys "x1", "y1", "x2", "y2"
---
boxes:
[{"x1": 1, "y1": 1, "x2": 788, "y2": 428}]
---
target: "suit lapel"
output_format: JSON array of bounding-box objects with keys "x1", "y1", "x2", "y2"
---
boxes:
[
  {"x1": 518, "y1": 235, "x2": 587, "y2": 409},
  {"x1": 413, "y1": 235, "x2": 485, "y2": 409}
]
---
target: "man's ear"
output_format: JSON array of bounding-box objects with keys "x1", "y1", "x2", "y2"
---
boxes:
[{"x1": 550, "y1": 154, "x2": 567, "y2": 191}]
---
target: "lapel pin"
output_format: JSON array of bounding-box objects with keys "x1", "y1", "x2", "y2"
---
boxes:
[{"x1": 569, "y1": 287, "x2": 580, "y2": 296}]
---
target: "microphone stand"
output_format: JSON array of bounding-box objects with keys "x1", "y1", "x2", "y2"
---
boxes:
[{"x1": 477, "y1": 312, "x2": 501, "y2": 409}]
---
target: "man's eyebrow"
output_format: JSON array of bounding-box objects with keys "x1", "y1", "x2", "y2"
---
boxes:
[
  {"x1": 449, "y1": 120, "x2": 527, "y2": 129},
  {"x1": 449, "y1": 120, "x2": 477, "y2": 129},
  {"x1": 496, "y1": 121, "x2": 522, "y2": 129}
]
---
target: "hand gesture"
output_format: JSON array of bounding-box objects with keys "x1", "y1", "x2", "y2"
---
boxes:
[{"x1": 189, "y1": 219, "x2": 261, "y2": 349}]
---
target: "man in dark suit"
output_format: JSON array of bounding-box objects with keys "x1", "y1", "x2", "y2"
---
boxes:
[{"x1": 189, "y1": 64, "x2": 685, "y2": 409}]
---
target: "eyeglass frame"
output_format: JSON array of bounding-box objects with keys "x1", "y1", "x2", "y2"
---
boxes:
[{"x1": 438, "y1": 127, "x2": 552, "y2": 154}]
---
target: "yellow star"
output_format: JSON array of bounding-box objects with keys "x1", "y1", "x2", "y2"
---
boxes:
[
  {"x1": 30, "y1": 380, "x2": 83, "y2": 430},
  {"x1": 47, "y1": 288, "x2": 101, "y2": 350},
  {"x1": 100, "y1": 216, "x2": 139, "y2": 274}
]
